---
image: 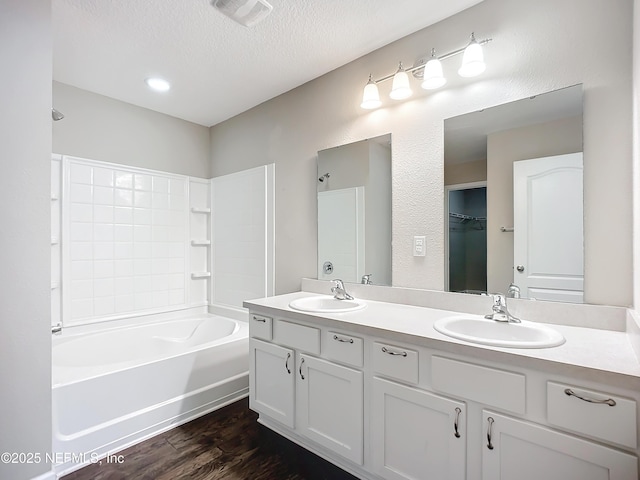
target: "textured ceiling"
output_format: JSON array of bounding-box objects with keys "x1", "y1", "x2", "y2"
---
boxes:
[{"x1": 53, "y1": 0, "x2": 483, "y2": 127}]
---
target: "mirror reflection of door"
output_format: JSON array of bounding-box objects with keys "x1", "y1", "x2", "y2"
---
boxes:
[
  {"x1": 445, "y1": 183, "x2": 487, "y2": 293},
  {"x1": 513, "y1": 153, "x2": 584, "y2": 302}
]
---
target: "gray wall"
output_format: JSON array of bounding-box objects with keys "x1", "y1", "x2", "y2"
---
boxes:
[
  {"x1": 0, "y1": 0, "x2": 53, "y2": 478},
  {"x1": 53, "y1": 82, "x2": 211, "y2": 178},
  {"x1": 209, "y1": 0, "x2": 633, "y2": 306},
  {"x1": 634, "y1": 0, "x2": 640, "y2": 309}
]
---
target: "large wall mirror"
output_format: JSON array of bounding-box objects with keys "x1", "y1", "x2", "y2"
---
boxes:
[
  {"x1": 317, "y1": 134, "x2": 392, "y2": 286},
  {"x1": 444, "y1": 84, "x2": 584, "y2": 302}
]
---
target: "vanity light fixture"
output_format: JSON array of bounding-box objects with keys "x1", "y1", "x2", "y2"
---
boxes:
[
  {"x1": 389, "y1": 62, "x2": 413, "y2": 100},
  {"x1": 145, "y1": 77, "x2": 171, "y2": 92},
  {"x1": 360, "y1": 74, "x2": 382, "y2": 109},
  {"x1": 360, "y1": 32, "x2": 491, "y2": 109}
]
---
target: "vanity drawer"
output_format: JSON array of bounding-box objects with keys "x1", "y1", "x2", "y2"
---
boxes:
[
  {"x1": 372, "y1": 341, "x2": 419, "y2": 384},
  {"x1": 547, "y1": 382, "x2": 637, "y2": 449},
  {"x1": 273, "y1": 320, "x2": 320, "y2": 354},
  {"x1": 323, "y1": 331, "x2": 363, "y2": 367},
  {"x1": 431, "y1": 356, "x2": 525, "y2": 414},
  {"x1": 250, "y1": 314, "x2": 272, "y2": 340}
]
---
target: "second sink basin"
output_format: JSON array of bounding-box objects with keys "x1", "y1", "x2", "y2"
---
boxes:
[
  {"x1": 289, "y1": 295, "x2": 366, "y2": 313},
  {"x1": 433, "y1": 315, "x2": 565, "y2": 349}
]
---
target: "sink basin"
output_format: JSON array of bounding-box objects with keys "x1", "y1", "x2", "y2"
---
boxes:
[
  {"x1": 289, "y1": 295, "x2": 366, "y2": 313},
  {"x1": 433, "y1": 315, "x2": 565, "y2": 348}
]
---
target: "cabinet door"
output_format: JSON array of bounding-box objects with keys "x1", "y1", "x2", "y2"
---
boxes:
[
  {"x1": 249, "y1": 339, "x2": 295, "y2": 428},
  {"x1": 372, "y1": 377, "x2": 466, "y2": 480},
  {"x1": 482, "y1": 411, "x2": 638, "y2": 480},
  {"x1": 297, "y1": 354, "x2": 363, "y2": 465}
]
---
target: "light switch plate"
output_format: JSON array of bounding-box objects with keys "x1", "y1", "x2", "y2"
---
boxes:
[{"x1": 413, "y1": 235, "x2": 426, "y2": 256}]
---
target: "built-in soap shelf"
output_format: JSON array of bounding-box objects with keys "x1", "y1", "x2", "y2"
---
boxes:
[
  {"x1": 191, "y1": 239, "x2": 211, "y2": 246},
  {"x1": 191, "y1": 272, "x2": 211, "y2": 279},
  {"x1": 190, "y1": 207, "x2": 211, "y2": 214}
]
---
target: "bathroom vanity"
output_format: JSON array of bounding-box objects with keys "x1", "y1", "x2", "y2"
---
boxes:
[{"x1": 244, "y1": 290, "x2": 640, "y2": 480}]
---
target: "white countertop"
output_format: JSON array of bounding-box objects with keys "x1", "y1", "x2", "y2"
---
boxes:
[{"x1": 245, "y1": 291, "x2": 640, "y2": 390}]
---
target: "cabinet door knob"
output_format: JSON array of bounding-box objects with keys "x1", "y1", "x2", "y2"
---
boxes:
[
  {"x1": 253, "y1": 315, "x2": 266, "y2": 322},
  {"x1": 486, "y1": 417, "x2": 495, "y2": 450},
  {"x1": 299, "y1": 357, "x2": 305, "y2": 380},
  {"x1": 454, "y1": 407, "x2": 462, "y2": 438},
  {"x1": 285, "y1": 352, "x2": 291, "y2": 374}
]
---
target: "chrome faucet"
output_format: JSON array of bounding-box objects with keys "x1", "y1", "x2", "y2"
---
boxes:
[
  {"x1": 361, "y1": 274, "x2": 372, "y2": 285},
  {"x1": 331, "y1": 279, "x2": 354, "y2": 300},
  {"x1": 485, "y1": 293, "x2": 521, "y2": 323},
  {"x1": 507, "y1": 283, "x2": 521, "y2": 299}
]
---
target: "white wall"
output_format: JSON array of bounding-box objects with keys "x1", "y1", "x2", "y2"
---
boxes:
[
  {"x1": 634, "y1": 0, "x2": 640, "y2": 309},
  {"x1": 0, "y1": 0, "x2": 53, "y2": 478},
  {"x1": 53, "y1": 82, "x2": 211, "y2": 178},
  {"x1": 209, "y1": 0, "x2": 633, "y2": 306}
]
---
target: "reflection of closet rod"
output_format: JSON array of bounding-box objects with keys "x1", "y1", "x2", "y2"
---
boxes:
[
  {"x1": 500, "y1": 226, "x2": 514, "y2": 232},
  {"x1": 449, "y1": 212, "x2": 486, "y2": 221}
]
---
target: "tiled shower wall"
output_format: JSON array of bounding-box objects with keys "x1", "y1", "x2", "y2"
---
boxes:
[{"x1": 55, "y1": 155, "x2": 209, "y2": 326}]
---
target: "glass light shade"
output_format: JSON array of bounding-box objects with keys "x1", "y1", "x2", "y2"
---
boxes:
[
  {"x1": 458, "y1": 40, "x2": 486, "y2": 77},
  {"x1": 389, "y1": 66, "x2": 412, "y2": 100},
  {"x1": 361, "y1": 78, "x2": 382, "y2": 109},
  {"x1": 421, "y1": 58, "x2": 446, "y2": 90}
]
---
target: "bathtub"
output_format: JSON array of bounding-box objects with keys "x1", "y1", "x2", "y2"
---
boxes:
[{"x1": 52, "y1": 312, "x2": 249, "y2": 476}]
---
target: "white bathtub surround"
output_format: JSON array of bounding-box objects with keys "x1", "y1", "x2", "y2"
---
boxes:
[
  {"x1": 54, "y1": 154, "x2": 275, "y2": 328},
  {"x1": 52, "y1": 310, "x2": 249, "y2": 477},
  {"x1": 211, "y1": 164, "x2": 275, "y2": 310},
  {"x1": 60, "y1": 156, "x2": 192, "y2": 325}
]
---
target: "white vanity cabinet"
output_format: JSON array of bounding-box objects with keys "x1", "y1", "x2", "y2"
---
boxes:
[
  {"x1": 371, "y1": 377, "x2": 466, "y2": 480},
  {"x1": 482, "y1": 411, "x2": 638, "y2": 480},
  {"x1": 247, "y1": 307, "x2": 639, "y2": 480},
  {"x1": 297, "y1": 354, "x2": 363, "y2": 464},
  {"x1": 249, "y1": 316, "x2": 364, "y2": 466},
  {"x1": 249, "y1": 338, "x2": 295, "y2": 427}
]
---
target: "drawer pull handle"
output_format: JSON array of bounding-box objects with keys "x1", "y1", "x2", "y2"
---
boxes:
[
  {"x1": 333, "y1": 334, "x2": 354, "y2": 344},
  {"x1": 454, "y1": 407, "x2": 462, "y2": 438},
  {"x1": 253, "y1": 316, "x2": 266, "y2": 323},
  {"x1": 486, "y1": 417, "x2": 495, "y2": 450},
  {"x1": 564, "y1": 388, "x2": 616, "y2": 407},
  {"x1": 299, "y1": 357, "x2": 305, "y2": 380},
  {"x1": 381, "y1": 346, "x2": 408, "y2": 357},
  {"x1": 285, "y1": 352, "x2": 291, "y2": 374}
]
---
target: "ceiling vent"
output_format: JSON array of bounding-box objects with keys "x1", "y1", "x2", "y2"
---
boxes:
[{"x1": 211, "y1": 0, "x2": 273, "y2": 27}]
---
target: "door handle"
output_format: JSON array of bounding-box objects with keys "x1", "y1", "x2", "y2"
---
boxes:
[{"x1": 516, "y1": 265, "x2": 525, "y2": 272}]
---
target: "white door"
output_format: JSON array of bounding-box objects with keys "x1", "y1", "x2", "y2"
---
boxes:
[
  {"x1": 482, "y1": 411, "x2": 637, "y2": 480},
  {"x1": 296, "y1": 354, "x2": 364, "y2": 465},
  {"x1": 372, "y1": 377, "x2": 466, "y2": 480},
  {"x1": 513, "y1": 153, "x2": 583, "y2": 302},
  {"x1": 249, "y1": 339, "x2": 295, "y2": 428},
  {"x1": 317, "y1": 187, "x2": 365, "y2": 283}
]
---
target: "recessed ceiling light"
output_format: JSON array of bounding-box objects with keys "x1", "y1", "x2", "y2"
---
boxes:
[{"x1": 145, "y1": 77, "x2": 171, "y2": 92}]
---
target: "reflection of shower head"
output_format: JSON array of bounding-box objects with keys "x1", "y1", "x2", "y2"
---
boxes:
[
  {"x1": 51, "y1": 108, "x2": 64, "y2": 121},
  {"x1": 318, "y1": 173, "x2": 330, "y2": 182}
]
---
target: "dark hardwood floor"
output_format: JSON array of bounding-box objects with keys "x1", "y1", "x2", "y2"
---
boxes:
[{"x1": 63, "y1": 398, "x2": 359, "y2": 480}]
